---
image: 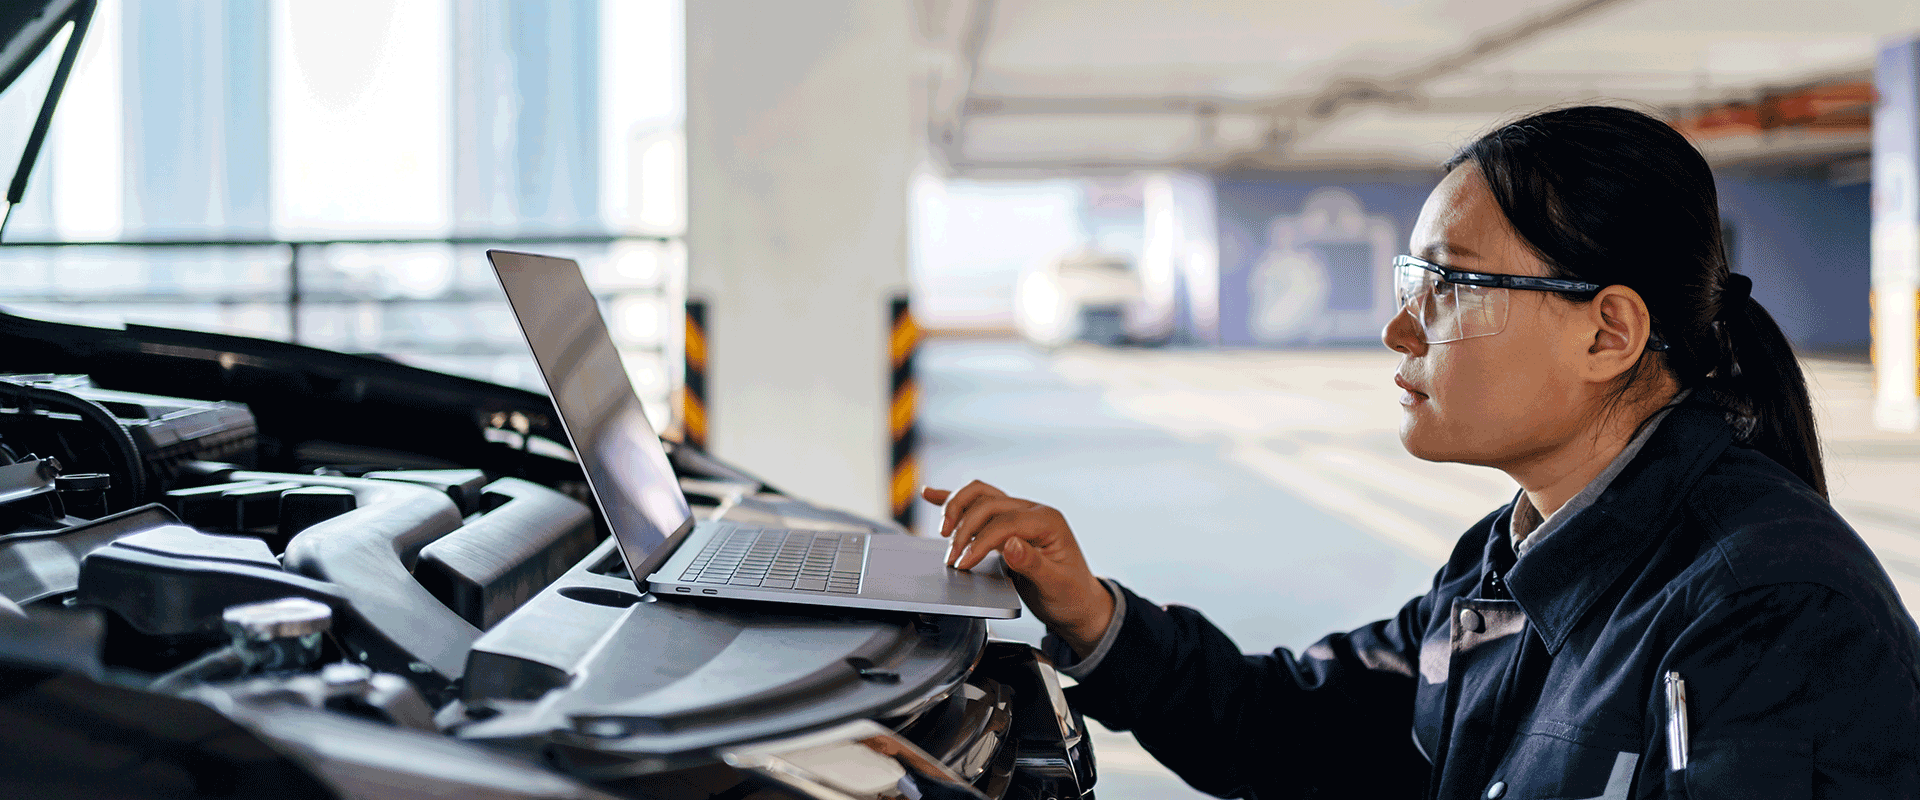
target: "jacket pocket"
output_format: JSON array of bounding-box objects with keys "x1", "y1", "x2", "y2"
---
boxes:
[
  {"x1": 1496, "y1": 725, "x2": 1640, "y2": 799},
  {"x1": 1680, "y1": 740, "x2": 1812, "y2": 800}
]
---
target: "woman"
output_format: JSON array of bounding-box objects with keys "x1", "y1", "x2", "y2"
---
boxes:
[{"x1": 923, "y1": 106, "x2": 1920, "y2": 799}]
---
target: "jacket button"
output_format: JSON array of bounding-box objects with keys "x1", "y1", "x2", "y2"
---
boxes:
[
  {"x1": 1486, "y1": 780, "x2": 1507, "y2": 799},
  {"x1": 1459, "y1": 607, "x2": 1485, "y2": 633}
]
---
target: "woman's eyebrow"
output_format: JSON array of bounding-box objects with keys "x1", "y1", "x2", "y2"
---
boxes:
[{"x1": 1417, "y1": 243, "x2": 1481, "y2": 260}]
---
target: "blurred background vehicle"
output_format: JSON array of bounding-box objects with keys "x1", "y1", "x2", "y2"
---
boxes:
[{"x1": 1014, "y1": 249, "x2": 1143, "y2": 348}]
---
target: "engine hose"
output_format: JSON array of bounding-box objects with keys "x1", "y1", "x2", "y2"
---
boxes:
[
  {"x1": 148, "y1": 644, "x2": 246, "y2": 693},
  {"x1": 0, "y1": 379, "x2": 146, "y2": 511}
]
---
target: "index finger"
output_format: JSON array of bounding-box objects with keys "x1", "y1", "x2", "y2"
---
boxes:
[
  {"x1": 921, "y1": 486, "x2": 951, "y2": 504},
  {"x1": 939, "y1": 480, "x2": 1003, "y2": 539}
]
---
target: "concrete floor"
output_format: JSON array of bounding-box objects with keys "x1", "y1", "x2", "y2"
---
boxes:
[{"x1": 912, "y1": 336, "x2": 1920, "y2": 799}]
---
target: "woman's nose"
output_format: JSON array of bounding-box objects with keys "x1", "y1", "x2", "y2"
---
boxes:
[{"x1": 1381, "y1": 303, "x2": 1426, "y2": 355}]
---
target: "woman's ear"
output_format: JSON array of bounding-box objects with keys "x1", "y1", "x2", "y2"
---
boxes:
[{"x1": 1584, "y1": 285, "x2": 1653, "y2": 382}]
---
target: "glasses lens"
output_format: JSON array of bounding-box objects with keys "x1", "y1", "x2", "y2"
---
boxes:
[
  {"x1": 1394, "y1": 260, "x2": 1509, "y2": 344},
  {"x1": 1452, "y1": 284, "x2": 1508, "y2": 341},
  {"x1": 1394, "y1": 262, "x2": 1436, "y2": 314}
]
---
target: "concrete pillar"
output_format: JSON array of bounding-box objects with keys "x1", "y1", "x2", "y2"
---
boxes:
[
  {"x1": 1874, "y1": 38, "x2": 1920, "y2": 432},
  {"x1": 1140, "y1": 171, "x2": 1221, "y2": 344},
  {"x1": 686, "y1": 2, "x2": 915, "y2": 517}
]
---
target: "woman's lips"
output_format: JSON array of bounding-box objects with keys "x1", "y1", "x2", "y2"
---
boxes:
[{"x1": 1395, "y1": 374, "x2": 1428, "y2": 406}]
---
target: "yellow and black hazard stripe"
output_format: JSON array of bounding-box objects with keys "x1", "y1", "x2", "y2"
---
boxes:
[
  {"x1": 679, "y1": 299, "x2": 709, "y2": 450},
  {"x1": 888, "y1": 295, "x2": 921, "y2": 528}
]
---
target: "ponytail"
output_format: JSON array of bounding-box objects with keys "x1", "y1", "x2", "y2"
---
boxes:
[{"x1": 1703, "y1": 281, "x2": 1827, "y2": 497}]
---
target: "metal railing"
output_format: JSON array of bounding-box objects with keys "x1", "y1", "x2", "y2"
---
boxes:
[
  {"x1": 0, "y1": 233, "x2": 674, "y2": 339},
  {"x1": 0, "y1": 233, "x2": 683, "y2": 407}
]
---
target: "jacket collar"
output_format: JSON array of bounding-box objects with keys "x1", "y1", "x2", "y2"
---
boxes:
[{"x1": 1498, "y1": 400, "x2": 1734, "y2": 654}]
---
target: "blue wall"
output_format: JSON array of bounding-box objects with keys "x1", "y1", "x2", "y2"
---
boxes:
[
  {"x1": 1214, "y1": 172, "x2": 1434, "y2": 347},
  {"x1": 1213, "y1": 171, "x2": 1871, "y2": 351},
  {"x1": 1716, "y1": 177, "x2": 1871, "y2": 350}
]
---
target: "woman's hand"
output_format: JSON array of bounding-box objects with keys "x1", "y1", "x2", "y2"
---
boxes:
[{"x1": 921, "y1": 481, "x2": 1114, "y2": 657}]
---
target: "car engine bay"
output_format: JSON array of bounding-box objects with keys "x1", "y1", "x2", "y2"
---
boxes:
[{"x1": 0, "y1": 309, "x2": 1095, "y2": 800}]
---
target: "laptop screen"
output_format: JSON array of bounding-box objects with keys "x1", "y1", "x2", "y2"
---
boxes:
[{"x1": 488, "y1": 250, "x2": 695, "y2": 577}]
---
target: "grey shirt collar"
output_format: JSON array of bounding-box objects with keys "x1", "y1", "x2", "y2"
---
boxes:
[{"x1": 1509, "y1": 393, "x2": 1687, "y2": 558}]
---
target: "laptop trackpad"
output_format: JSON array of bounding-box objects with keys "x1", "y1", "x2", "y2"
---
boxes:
[{"x1": 861, "y1": 535, "x2": 1020, "y2": 611}]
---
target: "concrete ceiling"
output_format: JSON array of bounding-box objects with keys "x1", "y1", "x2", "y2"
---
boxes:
[{"x1": 914, "y1": 0, "x2": 1920, "y2": 175}]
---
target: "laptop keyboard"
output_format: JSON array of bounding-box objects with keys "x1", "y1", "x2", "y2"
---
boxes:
[{"x1": 680, "y1": 526, "x2": 867, "y2": 594}]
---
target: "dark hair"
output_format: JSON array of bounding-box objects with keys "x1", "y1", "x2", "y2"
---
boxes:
[{"x1": 1444, "y1": 105, "x2": 1826, "y2": 497}]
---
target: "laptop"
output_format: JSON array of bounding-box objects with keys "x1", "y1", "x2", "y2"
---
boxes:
[{"x1": 487, "y1": 250, "x2": 1022, "y2": 619}]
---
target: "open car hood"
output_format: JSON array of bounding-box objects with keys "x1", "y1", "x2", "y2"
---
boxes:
[
  {"x1": 0, "y1": 0, "x2": 86, "y2": 95},
  {"x1": 0, "y1": 0, "x2": 92, "y2": 238}
]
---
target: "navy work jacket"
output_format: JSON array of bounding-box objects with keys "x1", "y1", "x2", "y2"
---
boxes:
[{"x1": 1065, "y1": 402, "x2": 1920, "y2": 799}]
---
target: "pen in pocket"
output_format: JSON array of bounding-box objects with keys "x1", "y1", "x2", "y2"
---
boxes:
[{"x1": 1664, "y1": 670, "x2": 1690, "y2": 771}]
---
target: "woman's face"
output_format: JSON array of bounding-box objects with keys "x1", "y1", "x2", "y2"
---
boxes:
[{"x1": 1382, "y1": 163, "x2": 1597, "y2": 471}]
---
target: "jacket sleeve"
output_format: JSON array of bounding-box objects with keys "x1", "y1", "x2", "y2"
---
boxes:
[
  {"x1": 1654, "y1": 583, "x2": 1920, "y2": 800},
  {"x1": 1062, "y1": 581, "x2": 1437, "y2": 799}
]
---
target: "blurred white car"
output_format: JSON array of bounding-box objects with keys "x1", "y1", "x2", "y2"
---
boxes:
[{"x1": 1014, "y1": 249, "x2": 1146, "y2": 348}]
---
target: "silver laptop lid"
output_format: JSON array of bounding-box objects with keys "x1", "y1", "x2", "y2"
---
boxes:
[{"x1": 487, "y1": 250, "x2": 695, "y2": 581}]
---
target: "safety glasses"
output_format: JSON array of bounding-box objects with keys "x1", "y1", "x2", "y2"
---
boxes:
[{"x1": 1391, "y1": 255, "x2": 1603, "y2": 344}]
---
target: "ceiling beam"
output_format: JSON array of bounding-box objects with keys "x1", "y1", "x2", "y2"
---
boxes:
[
  {"x1": 960, "y1": 91, "x2": 1609, "y2": 118},
  {"x1": 944, "y1": 0, "x2": 1645, "y2": 172},
  {"x1": 1373, "y1": 0, "x2": 1637, "y2": 110},
  {"x1": 929, "y1": 0, "x2": 996, "y2": 169}
]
